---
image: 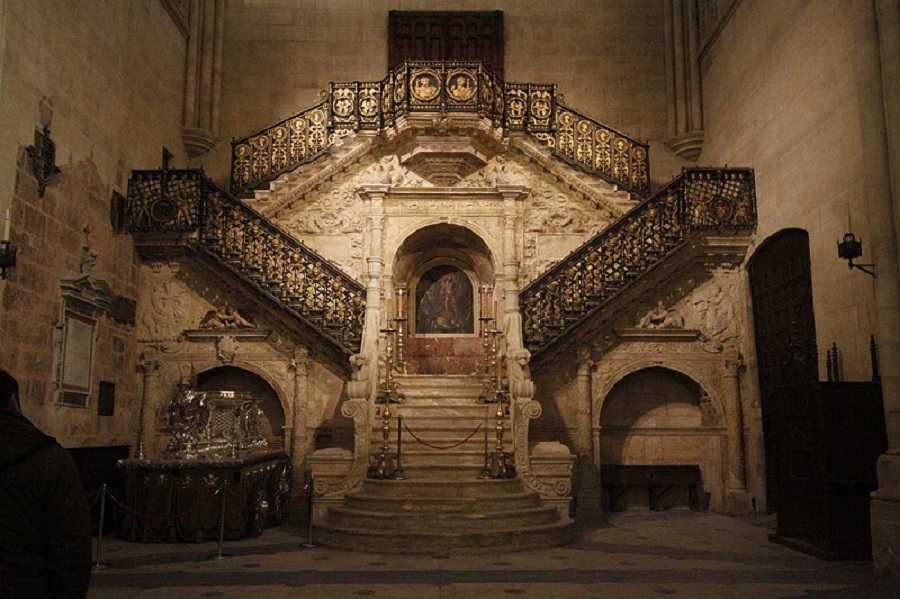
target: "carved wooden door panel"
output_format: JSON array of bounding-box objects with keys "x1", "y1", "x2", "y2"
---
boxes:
[
  {"x1": 388, "y1": 11, "x2": 505, "y2": 80},
  {"x1": 749, "y1": 229, "x2": 819, "y2": 513}
]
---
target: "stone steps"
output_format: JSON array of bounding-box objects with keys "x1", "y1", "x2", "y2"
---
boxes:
[
  {"x1": 314, "y1": 477, "x2": 573, "y2": 554},
  {"x1": 326, "y1": 505, "x2": 560, "y2": 531}
]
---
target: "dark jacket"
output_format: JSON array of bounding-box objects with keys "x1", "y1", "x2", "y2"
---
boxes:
[{"x1": 0, "y1": 409, "x2": 92, "y2": 599}]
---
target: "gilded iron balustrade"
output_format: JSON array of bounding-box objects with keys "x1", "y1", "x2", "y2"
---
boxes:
[
  {"x1": 520, "y1": 168, "x2": 756, "y2": 354},
  {"x1": 126, "y1": 169, "x2": 365, "y2": 354},
  {"x1": 229, "y1": 61, "x2": 649, "y2": 196}
]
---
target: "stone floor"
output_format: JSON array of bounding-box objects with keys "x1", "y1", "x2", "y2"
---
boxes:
[{"x1": 88, "y1": 511, "x2": 900, "y2": 598}]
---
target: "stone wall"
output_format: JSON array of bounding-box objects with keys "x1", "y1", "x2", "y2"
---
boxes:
[
  {"x1": 699, "y1": 0, "x2": 880, "y2": 382},
  {"x1": 0, "y1": 0, "x2": 188, "y2": 448},
  {"x1": 216, "y1": 0, "x2": 668, "y2": 155},
  {"x1": 134, "y1": 259, "x2": 349, "y2": 462},
  {"x1": 0, "y1": 154, "x2": 140, "y2": 448}
]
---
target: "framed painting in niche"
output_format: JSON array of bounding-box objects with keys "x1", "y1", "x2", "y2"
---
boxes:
[
  {"x1": 414, "y1": 264, "x2": 474, "y2": 335},
  {"x1": 59, "y1": 311, "x2": 95, "y2": 407}
]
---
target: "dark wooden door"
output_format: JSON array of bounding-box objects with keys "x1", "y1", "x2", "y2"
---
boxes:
[
  {"x1": 388, "y1": 11, "x2": 505, "y2": 79},
  {"x1": 748, "y1": 229, "x2": 819, "y2": 513}
]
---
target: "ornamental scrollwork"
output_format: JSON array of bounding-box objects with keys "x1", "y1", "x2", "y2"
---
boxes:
[
  {"x1": 520, "y1": 168, "x2": 755, "y2": 354},
  {"x1": 228, "y1": 61, "x2": 648, "y2": 197},
  {"x1": 126, "y1": 170, "x2": 366, "y2": 354}
]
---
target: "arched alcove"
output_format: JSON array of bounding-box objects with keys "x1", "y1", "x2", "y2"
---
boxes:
[
  {"x1": 196, "y1": 366, "x2": 286, "y2": 449},
  {"x1": 599, "y1": 366, "x2": 725, "y2": 509},
  {"x1": 392, "y1": 223, "x2": 495, "y2": 374}
]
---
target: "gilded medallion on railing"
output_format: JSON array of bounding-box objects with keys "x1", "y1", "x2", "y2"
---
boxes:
[{"x1": 229, "y1": 60, "x2": 649, "y2": 197}]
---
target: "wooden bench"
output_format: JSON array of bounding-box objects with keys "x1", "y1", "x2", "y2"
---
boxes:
[{"x1": 601, "y1": 465, "x2": 707, "y2": 512}]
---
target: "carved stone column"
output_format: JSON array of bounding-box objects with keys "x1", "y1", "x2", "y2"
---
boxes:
[
  {"x1": 497, "y1": 186, "x2": 528, "y2": 352},
  {"x1": 359, "y1": 185, "x2": 389, "y2": 368},
  {"x1": 575, "y1": 346, "x2": 603, "y2": 522},
  {"x1": 664, "y1": 0, "x2": 704, "y2": 160},
  {"x1": 724, "y1": 355, "x2": 752, "y2": 514},
  {"x1": 137, "y1": 350, "x2": 162, "y2": 458},
  {"x1": 289, "y1": 345, "x2": 310, "y2": 491},
  {"x1": 182, "y1": 0, "x2": 225, "y2": 158}
]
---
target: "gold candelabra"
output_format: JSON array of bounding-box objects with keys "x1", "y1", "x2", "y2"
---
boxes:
[
  {"x1": 476, "y1": 284, "x2": 513, "y2": 478},
  {"x1": 373, "y1": 325, "x2": 404, "y2": 479},
  {"x1": 394, "y1": 286, "x2": 407, "y2": 374}
]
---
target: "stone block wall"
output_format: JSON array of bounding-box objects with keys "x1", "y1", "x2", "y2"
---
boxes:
[
  {"x1": 0, "y1": 153, "x2": 140, "y2": 448},
  {"x1": 699, "y1": 0, "x2": 881, "y2": 382},
  {"x1": 0, "y1": 0, "x2": 188, "y2": 449}
]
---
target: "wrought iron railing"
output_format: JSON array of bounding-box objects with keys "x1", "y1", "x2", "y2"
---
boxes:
[
  {"x1": 520, "y1": 168, "x2": 756, "y2": 354},
  {"x1": 229, "y1": 61, "x2": 649, "y2": 196},
  {"x1": 126, "y1": 169, "x2": 365, "y2": 354}
]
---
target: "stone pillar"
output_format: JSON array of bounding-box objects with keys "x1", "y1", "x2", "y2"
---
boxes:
[
  {"x1": 869, "y1": 0, "x2": 900, "y2": 576},
  {"x1": 497, "y1": 186, "x2": 528, "y2": 352},
  {"x1": 137, "y1": 350, "x2": 162, "y2": 458},
  {"x1": 664, "y1": 0, "x2": 704, "y2": 160},
  {"x1": 359, "y1": 186, "x2": 388, "y2": 362},
  {"x1": 289, "y1": 345, "x2": 310, "y2": 491},
  {"x1": 182, "y1": 0, "x2": 225, "y2": 158},
  {"x1": 575, "y1": 346, "x2": 603, "y2": 523},
  {"x1": 724, "y1": 355, "x2": 752, "y2": 515}
]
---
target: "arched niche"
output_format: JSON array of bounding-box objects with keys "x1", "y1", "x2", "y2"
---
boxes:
[
  {"x1": 196, "y1": 366, "x2": 286, "y2": 450},
  {"x1": 391, "y1": 223, "x2": 495, "y2": 374},
  {"x1": 599, "y1": 366, "x2": 726, "y2": 509}
]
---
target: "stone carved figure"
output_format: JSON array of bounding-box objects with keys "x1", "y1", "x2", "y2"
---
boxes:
[
  {"x1": 693, "y1": 282, "x2": 738, "y2": 352},
  {"x1": 487, "y1": 155, "x2": 529, "y2": 187},
  {"x1": 638, "y1": 300, "x2": 685, "y2": 329},
  {"x1": 139, "y1": 265, "x2": 186, "y2": 339},
  {"x1": 199, "y1": 304, "x2": 254, "y2": 329},
  {"x1": 215, "y1": 335, "x2": 239, "y2": 363}
]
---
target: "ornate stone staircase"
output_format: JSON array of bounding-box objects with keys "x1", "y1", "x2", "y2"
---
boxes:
[
  {"x1": 313, "y1": 478, "x2": 572, "y2": 554},
  {"x1": 311, "y1": 373, "x2": 573, "y2": 554},
  {"x1": 371, "y1": 375, "x2": 505, "y2": 480}
]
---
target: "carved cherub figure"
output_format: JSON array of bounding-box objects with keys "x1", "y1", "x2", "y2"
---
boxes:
[
  {"x1": 199, "y1": 304, "x2": 254, "y2": 329},
  {"x1": 638, "y1": 300, "x2": 684, "y2": 329}
]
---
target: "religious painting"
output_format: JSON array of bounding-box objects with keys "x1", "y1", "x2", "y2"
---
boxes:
[
  {"x1": 415, "y1": 265, "x2": 474, "y2": 334},
  {"x1": 447, "y1": 71, "x2": 477, "y2": 102},
  {"x1": 411, "y1": 71, "x2": 441, "y2": 102}
]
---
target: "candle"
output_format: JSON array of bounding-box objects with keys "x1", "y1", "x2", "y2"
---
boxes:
[{"x1": 2, "y1": 208, "x2": 9, "y2": 240}]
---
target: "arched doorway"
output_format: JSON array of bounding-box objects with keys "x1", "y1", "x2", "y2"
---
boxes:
[
  {"x1": 599, "y1": 367, "x2": 725, "y2": 510},
  {"x1": 196, "y1": 366, "x2": 286, "y2": 450},
  {"x1": 393, "y1": 223, "x2": 495, "y2": 374},
  {"x1": 748, "y1": 229, "x2": 818, "y2": 513}
]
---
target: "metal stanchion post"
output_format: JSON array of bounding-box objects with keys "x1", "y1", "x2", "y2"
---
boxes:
[
  {"x1": 302, "y1": 471, "x2": 316, "y2": 549},
  {"x1": 92, "y1": 484, "x2": 108, "y2": 571},
  {"x1": 391, "y1": 416, "x2": 406, "y2": 480},
  {"x1": 211, "y1": 480, "x2": 228, "y2": 561}
]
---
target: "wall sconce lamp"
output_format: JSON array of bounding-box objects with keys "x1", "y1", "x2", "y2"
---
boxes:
[
  {"x1": 0, "y1": 240, "x2": 16, "y2": 280},
  {"x1": 837, "y1": 232, "x2": 876, "y2": 277}
]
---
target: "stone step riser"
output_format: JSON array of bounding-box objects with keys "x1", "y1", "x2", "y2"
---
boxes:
[
  {"x1": 359, "y1": 479, "x2": 525, "y2": 498},
  {"x1": 313, "y1": 521, "x2": 575, "y2": 555},
  {"x1": 344, "y1": 494, "x2": 543, "y2": 513},
  {"x1": 326, "y1": 508, "x2": 560, "y2": 531}
]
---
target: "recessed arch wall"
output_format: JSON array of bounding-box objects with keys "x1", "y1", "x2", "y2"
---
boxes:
[
  {"x1": 390, "y1": 222, "x2": 497, "y2": 374},
  {"x1": 196, "y1": 364, "x2": 287, "y2": 450},
  {"x1": 594, "y1": 361, "x2": 729, "y2": 511}
]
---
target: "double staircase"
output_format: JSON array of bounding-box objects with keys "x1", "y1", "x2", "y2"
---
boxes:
[
  {"x1": 314, "y1": 375, "x2": 573, "y2": 554},
  {"x1": 123, "y1": 59, "x2": 757, "y2": 555}
]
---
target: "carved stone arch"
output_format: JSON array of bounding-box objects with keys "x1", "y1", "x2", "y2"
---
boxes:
[
  {"x1": 594, "y1": 360, "x2": 725, "y2": 428},
  {"x1": 386, "y1": 217, "x2": 501, "y2": 279},
  {"x1": 194, "y1": 360, "x2": 291, "y2": 426}
]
